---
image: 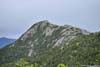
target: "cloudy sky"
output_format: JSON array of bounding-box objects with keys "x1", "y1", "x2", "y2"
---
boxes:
[{"x1": 0, "y1": 0, "x2": 100, "y2": 39}]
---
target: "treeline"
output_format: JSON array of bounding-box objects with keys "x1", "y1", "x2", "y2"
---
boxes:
[{"x1": 0, "y1": 58, "x2": 82, "y2": 67}]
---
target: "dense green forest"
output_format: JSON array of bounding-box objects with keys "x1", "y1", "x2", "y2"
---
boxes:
[{"x1": 0, "y1": 32, "x2": 100, "y2": 67}]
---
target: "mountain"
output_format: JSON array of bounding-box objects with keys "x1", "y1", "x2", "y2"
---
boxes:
[
  {"x1": 0, "y1": 20, "x2": 100, "y2": 67},
  {"x1": 0, "y1": 37, "x2": 16, "y2": 48}
]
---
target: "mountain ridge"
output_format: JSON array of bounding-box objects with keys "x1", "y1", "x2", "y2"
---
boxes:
[
  {"x1": 0, "y1": 37, "x2": 16, "y2": 48},
  {"x1": 1, "y1": 20, "x2": 99, "y2": 67}
]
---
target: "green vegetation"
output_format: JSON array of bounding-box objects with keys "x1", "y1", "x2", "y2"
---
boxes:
[
  {"x1": 0, "y1": 32, "x2": 100, "y2": 67},
  {"x1": 0, "y1": 21, "x2": 100, "y2": 67},
  {"x1": 46, "y1": 32, "x2": 100, "y2": 67},
  {"x1": 57, "y1": 63, "x2": 66, "y2": 67},
  {"x1": 15, "y1": 58, "x2": 39, "y2": 67},
  {"x1": 15, "y1": 58, "x2": 29, "y2": 67}
]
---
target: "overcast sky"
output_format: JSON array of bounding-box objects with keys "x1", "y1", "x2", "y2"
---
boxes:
[{"x1": 0, "y1": 0, "x2": 100, "y2": 39}]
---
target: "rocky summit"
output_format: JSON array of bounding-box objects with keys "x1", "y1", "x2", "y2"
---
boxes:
[{"x1": 0, "y1": 20, "x2": 100, "y2": 67}]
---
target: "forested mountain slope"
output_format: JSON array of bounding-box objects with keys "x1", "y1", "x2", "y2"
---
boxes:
[{"x1": 0, "y1": 20, "x2": 99, "y2": 67}]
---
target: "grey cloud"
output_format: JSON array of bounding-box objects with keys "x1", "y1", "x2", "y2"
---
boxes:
[{"x1": 0, "y1": 0, "x2": 100, "y2": 38}]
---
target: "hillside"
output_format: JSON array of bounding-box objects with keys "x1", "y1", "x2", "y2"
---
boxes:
[
  {"x1": 46, "y1": 32, "x2": 100, "y2": 67},
  {"x1": 0, "y1": 20, "x2": 100, "y2": 67}
]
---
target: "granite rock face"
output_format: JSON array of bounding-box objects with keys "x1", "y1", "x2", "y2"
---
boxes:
[{"x1": 0, "y1": 20, "x2": 91, "y2": 66}]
